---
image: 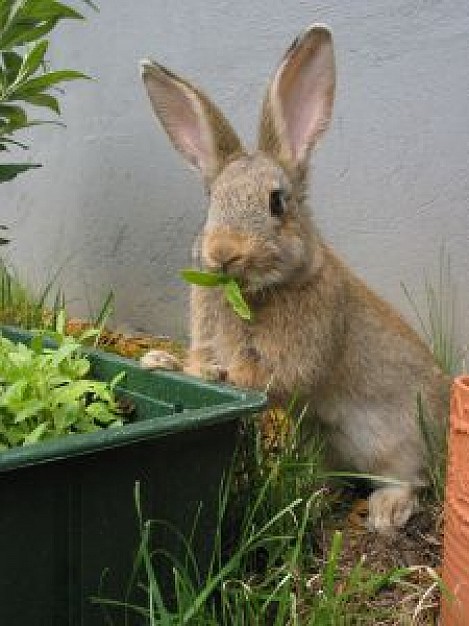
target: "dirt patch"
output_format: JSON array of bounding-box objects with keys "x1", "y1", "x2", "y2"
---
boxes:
[{"x1": 314, "y1": 489, "x2": 443, "y2": 625}]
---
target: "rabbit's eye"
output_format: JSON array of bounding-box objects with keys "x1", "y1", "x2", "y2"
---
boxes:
[{"x1": 269, "y1": 189, "x2": 286, "y2": 218}]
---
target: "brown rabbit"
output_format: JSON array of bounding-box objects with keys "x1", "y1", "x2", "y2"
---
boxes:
[{"x1": 140, "y1": 24, "x2": 447, "y2": 533}]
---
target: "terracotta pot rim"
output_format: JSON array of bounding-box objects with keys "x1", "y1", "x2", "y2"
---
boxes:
[{"x1": 454, "y1": 375, "x2": 469, "y2": 392}]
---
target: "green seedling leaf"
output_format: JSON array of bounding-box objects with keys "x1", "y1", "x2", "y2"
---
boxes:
[
  {"x1": 14, "y1": 399, "x2": 45, "y2": 423},
  {"x1": 180, "y1": 268, "x2": 252, "y2": 321},
  {"x1": 30, "y1": 333, "x2": 44, "y2": 353},
  {"x1": 0, "y1": 379, "x2": 28, "y2": 408},
  {"x1": 23, "y1": 421, "x2": 48, "y2": 445},
  {"x1": 223, "y1": 279, "x2": 252, "y2": 321},
  {"x1": 70, "y1": 357, "x2": 90, "y2": 378},
  {"x1": 110, "y1": 370, "x2": 126, "y2": 390},
  {"x1": 86, "y1": 401, "x2": 118, "y2": 424},
  {"x1": 55, "y1": 308, "x2": 66, "y2": 335}
]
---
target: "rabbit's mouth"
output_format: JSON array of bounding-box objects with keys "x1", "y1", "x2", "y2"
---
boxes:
[{"x1": 202, "y1": 228, "x2": 302, "y2": 291}]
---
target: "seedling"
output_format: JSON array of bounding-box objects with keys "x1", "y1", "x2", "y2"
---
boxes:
[
  {"x1": 0, "y1": 312, "x2": 124, "y2": 450},
  {"x1": 180, "y1": 269, "x2": 252, "y2": 321}
]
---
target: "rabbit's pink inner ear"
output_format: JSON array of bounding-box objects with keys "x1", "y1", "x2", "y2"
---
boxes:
[
  {"x1": 272, "y1": 27, "x2": 336, "y2": 164},
  {"x1": 142, "y1": 66, "x2": 214, "y2": 175}
]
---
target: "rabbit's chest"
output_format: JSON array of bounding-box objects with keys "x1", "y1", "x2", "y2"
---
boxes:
[
  {"x1": 212, "y1": 298, "x2": 313, "y2": 394},
  {"x1": 208, "y1": 282, "x2": 342, "y2": 399}
]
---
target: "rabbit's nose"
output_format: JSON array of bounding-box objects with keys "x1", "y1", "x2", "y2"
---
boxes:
[
  {"x1": 205, "y1": 249, "x2": 242, "y2": 273},
  {"x1": 203, "y1": 228, "x2": 246, "y2": 273},
  {"x1": 221, "y1": 254, "x2": 242, "y2": 273}
]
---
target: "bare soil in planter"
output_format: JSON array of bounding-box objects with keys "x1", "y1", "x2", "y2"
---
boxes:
[{"x1": 73, "y1": 320, "x2": 443, "y2": 625}]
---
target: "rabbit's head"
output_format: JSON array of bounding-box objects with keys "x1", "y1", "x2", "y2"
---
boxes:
[{"x1": 141, "y1": 25, "x2": 335, "y2": 292}]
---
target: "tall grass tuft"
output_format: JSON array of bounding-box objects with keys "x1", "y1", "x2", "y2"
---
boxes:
[
  {"x1": 401, "y1": 246, "x2": 460, "y2": 377},
  {"x1": 0, "y1": 260, "x2": 64, "y2": 329},
  {"x1": 402, "y1": 246, "x2": 461, "y2": 503}
]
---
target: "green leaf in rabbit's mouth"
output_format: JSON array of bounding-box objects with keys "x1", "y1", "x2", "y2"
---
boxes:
[{"x1": 180, "y1": 269, "x2": 252, "y2": 321}]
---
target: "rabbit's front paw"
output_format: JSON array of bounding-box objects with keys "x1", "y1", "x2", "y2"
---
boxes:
[
  {"x1": 367, "y1": 485, "x2": 418, "y2": 534},
  {"x1": 140, "y1": 350, "x2": 182, "y2": 371},
  {"x1": 228, "y1": 348, "x2": 270, "y2": 390},
  {"x1": 184, "y1": 360, "x2": 227, "y2": 382}
]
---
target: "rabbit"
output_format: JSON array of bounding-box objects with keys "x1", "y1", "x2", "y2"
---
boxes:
[{"x1": 139, "y1": 24, "x2": 448, "y2": 534}]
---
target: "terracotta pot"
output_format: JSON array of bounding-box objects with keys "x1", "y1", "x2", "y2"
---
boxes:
[{"x1": 442, "y1": 376, "x2": 469, "y2": 625}]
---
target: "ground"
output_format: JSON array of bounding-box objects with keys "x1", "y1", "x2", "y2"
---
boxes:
[{"x1": 315, "y1": 491, "x2": 442, "y2": 624}]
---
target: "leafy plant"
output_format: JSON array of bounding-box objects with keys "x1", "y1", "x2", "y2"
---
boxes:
[
  {"x1": 0, "y1": 0, "x2": 96, "y2": 183},
  {"x1": 0, "y1": 311, "x2": 124, "y2": 450},
  {"x1": 180, "y1": 269, "x2": 252, "y2": 321}
]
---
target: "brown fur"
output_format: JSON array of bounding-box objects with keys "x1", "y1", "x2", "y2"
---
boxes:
[{"x1": 140, "y1": 25, "x2": 448, "y2": 533}]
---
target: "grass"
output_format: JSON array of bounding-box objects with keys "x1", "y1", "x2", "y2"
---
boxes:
[
  {"x1": 401, "y1": 246, "x2": 461, "y2": 377},
  {"x1": 402, "y1": 247, "x2": 462, "y2": 504},
  {"x1": 0, "y1": 259, "x2": 64, "y2": 329},
  {"x1": 0, "y1": 260, "x2": 114, "y2": 339},
  {"x1": 93, "y1": 412, "x2": 429, "y2": 625}
]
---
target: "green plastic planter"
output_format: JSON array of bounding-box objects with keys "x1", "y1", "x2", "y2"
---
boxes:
[{"x1": 0, "y1": 326, "x2": 266, "y2": 626}]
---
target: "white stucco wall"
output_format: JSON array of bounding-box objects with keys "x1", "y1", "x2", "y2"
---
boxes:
[{"x1": 1, "y1": 0, "x2": 468, "y2": 351}]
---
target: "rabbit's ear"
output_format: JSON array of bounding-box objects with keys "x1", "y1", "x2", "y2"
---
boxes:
[
  {"x1": 258, "y1": 25, "x2": 335, "y2": 170},
  {"x1": 141, "y1": 60, "x2": 243, "y2": 182}
]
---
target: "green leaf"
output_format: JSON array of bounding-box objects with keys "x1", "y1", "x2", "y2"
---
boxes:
[
  {"x1": 30, "y1": 333, "x2": 44, "y2": 353},
  {"x1": 1, "y1": 50, "x2": 23, "y2": 83},
  {"x1": 21, "y1": 92, "x2": 60, "y2": 114},
  {"x1": 15, "y1": 39, "x2": 48, "y2": 82},
  {"x1": 1, "y1": 1, "x2": 84, "y2": 49},
  {"x1": 52, "y1": 379, "x2": 111, "y2": 404},
  {"x1": 180, "y1": 268, "x2": 229, "y2": 287},
  {"x1": 49, "y1": 341, "x2": 79, "y2": 366},
  {"x1": 0, "y1": 104, "x2": 27, "y2": 125},
  {"x1": 11, "y1": 69, "x2": 89, "y2": 97},
  {"x1": 110, "y1": 370, "x2": 126, "y2": 391},
  {"x1": 0, "y1": 20, "x2": 57, "y2": 50},
  {"x1": 23, "y1": 421, "x2": 48, "y2": 445},
  {"x1": 55, "y1": 308, "x2": 66, "y2": 335},
  {"x1": 70, "y1": 357, "x2": 90, "y2": 378},
  {"x1": 3, "y1": 424, "x2": 25, "y2": 446},
  {"x1": 14, "y1": 399, "x2": 45, "y2": 423},
  {"x1": 0, "y1": 162, "x2": 40, "y2": 182},
  {"x1": 224, "y1": 280, "x2": 252, "y2": 321},
  {"x1": 86, "y1": 401, "x2": 119, "y2": 424},
  {"x1": 0, "y1": 378, "x2": 28, "y2": 408},
  {"x1": 180, "y1": 268, "x2": 252, "y2": 320},
  {"x1": 23, "y1": 1, "x2": 84, "y2": 22},
  {"x1": 53, "y1": 401, "x2": 80, "y2": 432}
]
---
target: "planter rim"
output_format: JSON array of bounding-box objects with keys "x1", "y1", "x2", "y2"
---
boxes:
[
  {"x1": 453, "y1": 375, "x2": 469, "y2": 392},
  {"x1": 0, "y1": 325, "x2": 267, "y2": 473}
]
